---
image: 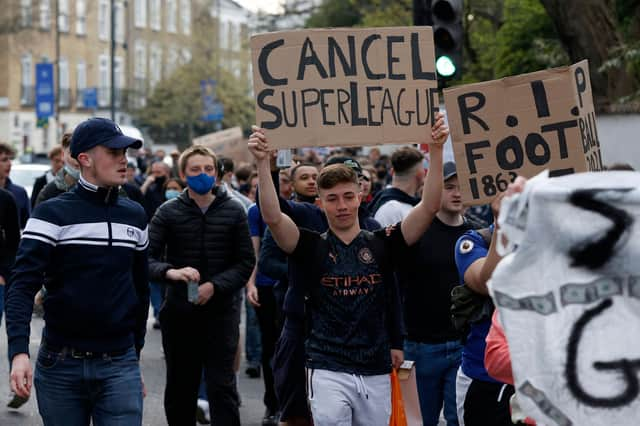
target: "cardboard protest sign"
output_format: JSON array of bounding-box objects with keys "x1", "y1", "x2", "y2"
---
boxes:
[
  {"x1": 192, "y1": 127, "x2": 251, "y2": 163},
  {"x1": 443, "y1": 60, "x2": 603, "y2": 205},
  {"x1": 251, "y1": 27, "x2": 439, "y2": 149},
  {"x1": 489, "y1": 171, "x2": 640, "y2": 426}
]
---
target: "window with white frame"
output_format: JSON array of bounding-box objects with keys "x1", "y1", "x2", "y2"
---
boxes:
[
  {"x1": 231, "y1": 58, "x2": 241, "y2": 78},
  {"x1": 114, "y1": 56, "x2": 124, "y2": 106},
  {"x1": 149, "y1": 44, "x2": 162, "y2": 87},
  {"x1": 180, "y1": 0, "x2": 190, "y2": 35},
  {"x1": 134, "y1": 41, "x2": 147, "y2": 78},
  {"x1": 166, "y1": 47, "x2": 178, "y2": 75},
  {"x1": 135, "y1": 0, "x2": 147, "y2": 28},
  {"x1": 40, "y1": 0, "x2": 50, "y2": 30},
  {"x1": 115, "y1": 1, "x2": 125, "y2": 43},
  {"x1": 76, "y1": 61, "x2": 86, "y2": 106},
  {"x1": 59, "y1": 58, "x2": 69, "y2": 89},
  {"x1": 229, "y1": 22, "x2": 238, "y2": 51},
  {"x1": 76, "y1": 0, "x2": 86, "y2": 34},
  {"x1": 150, "y1": 0, "x2": 161, "y2": 30},
  {"x1": 219, "y1": 20, "x2": 229, "y2": 50},
  {"x1": 98, "y1": 54, "x2": 109, "y2": 106},
  {"x1": 181, "y1": 48, "x2": 191, "y2": 64},
  {"x1": 20, "y1": 55, "x2": 33, "y2": 104},
  {"x1": 114, "y1": 56, "x2": 124, "y2": 89},
  {"x1": 58, "y1": 58, "x2": 69, "y2": 106},
  {"x1": 20, "y1": 0, "x2": 32, "y2": 27},
  {"x1": 98, "y1": 0, "x2": 109, "y2": 41},
  {"x1": 166, "y1": 0, "x2": 177, "y2": 33},
  {"x1": 58, "y1": 0, "x2": 69, "y2": 31}
]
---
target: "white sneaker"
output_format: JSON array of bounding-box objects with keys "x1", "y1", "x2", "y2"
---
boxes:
[{"x1": 196, "y1": 398, "x2": 210, "y2": 424}]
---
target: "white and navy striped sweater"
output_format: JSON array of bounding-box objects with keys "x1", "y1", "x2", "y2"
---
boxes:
[{"x1": 6, "y1": 177, "x2": 150, "y2": 361}]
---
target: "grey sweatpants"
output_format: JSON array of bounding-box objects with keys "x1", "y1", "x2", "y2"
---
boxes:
[{"x1": 306, "y1": 368, "x2": 391, "y2": 426}]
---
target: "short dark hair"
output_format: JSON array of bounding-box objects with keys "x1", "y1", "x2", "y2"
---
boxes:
[
  {"x1": 290, "y1": 163, "x2": 317, "y2": 181},
  {"x1": 61, "y1": 133, "x2": 73, "y2": 149},
  {"x1": 317, "y1": 164, "x2": 358, "y2": 191},
  {"x1": 391, "y1": 147, "x2": 423, "y2": 176},
  {"x1": 606, "y1": 162, "x2": 635, "y2": 171},
  {"x1": 164, "y1": 177, "x2": 186, "y2": 190},
  {"x1": 234, "y1": 164, "x2": 254, "y2": 182},
  {"x1": 0, "y1": 143, "x2": 15, "y2": 157},
  {"x1": 219, "y1": 157, "x2": 234, "y2": 174}
]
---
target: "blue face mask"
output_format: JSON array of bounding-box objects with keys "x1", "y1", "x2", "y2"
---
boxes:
[
  {"x1": 186, "y1": 173, "x2": 216, "y2": 195},
  {"x1": 165, "y1": 189, "x2": 180, "y2": 200}
]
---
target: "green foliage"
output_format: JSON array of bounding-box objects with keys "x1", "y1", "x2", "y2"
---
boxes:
[
  {"x1": 135, "y1": 62, "x2": 254, "y2": 149},
  {"x1": 493, "y1": 0, "x2": 568, "y2": 78},
  {"x1": 304, "y1": 0, "x2": 412, "y2": 29},
  {"x1": 356, "y1": 0, "x2": 412, "y2": 27},
  {"x1": 305, "y1": 0, "x2": 363, "y2": 28},
  {"x1": 600, "y1": 41, "x2": 640, "y2": 101},
  {"x1": 133, "y1": 9, "x2": 255, "y2": 149}
]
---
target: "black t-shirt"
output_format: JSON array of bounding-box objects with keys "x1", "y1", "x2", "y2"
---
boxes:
[
  {"x1": 400, "y1": 216, "x2": 472, "y2": 343},
  {"x1": 291, "y1": 226, "x2": 406, "y2": 375}
]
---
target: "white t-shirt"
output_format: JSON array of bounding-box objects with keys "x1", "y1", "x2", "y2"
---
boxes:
[{"x1": 374, "y1": 200, "x2": 413, "y2": 227}]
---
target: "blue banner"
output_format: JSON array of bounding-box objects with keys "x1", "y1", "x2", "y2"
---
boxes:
[
  {"x1": 35, "y1": 63, "x2": 54, "y2": 121},
  {"x1": 83, "y1": 87, "x2": 98, "y2": 109},
  {"x1": 201, "y1": 79, "x2": 224, "y2": 122}
]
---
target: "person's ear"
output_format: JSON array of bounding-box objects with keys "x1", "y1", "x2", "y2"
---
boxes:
[{"x1": 77, "y1": 153, "x2": 91, "y2": 168}]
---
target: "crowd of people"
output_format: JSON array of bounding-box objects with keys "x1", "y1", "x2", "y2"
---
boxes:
[{"x1": 0, "y1": 115, "x2": 635, "y2": 426}]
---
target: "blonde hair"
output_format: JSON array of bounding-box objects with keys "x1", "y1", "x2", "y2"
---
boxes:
[{"x1": 179, "y1": 145, "x2": 218, "y2": 175}]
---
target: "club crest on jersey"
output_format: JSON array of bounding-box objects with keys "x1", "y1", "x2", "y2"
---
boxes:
[
  {"x1": 358, "y1": 247, "x2": 374, "y2": 264},
  {"x1": 459, "y1": 239, "x2": 474, "y2": 254}
]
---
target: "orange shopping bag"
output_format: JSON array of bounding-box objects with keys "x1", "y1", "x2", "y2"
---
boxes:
[{"x1": 389, "y1": 369, "x2": 408, "y2": 426}]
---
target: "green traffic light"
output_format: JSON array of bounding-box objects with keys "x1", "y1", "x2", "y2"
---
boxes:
[{"x1": 436, "y1": 55, "x2": 456, "y2": 77}]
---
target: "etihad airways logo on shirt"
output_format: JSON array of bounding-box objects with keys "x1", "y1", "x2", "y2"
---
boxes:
[{"x1": 321, "y1": 274, "x2": 382, "y2": 296}]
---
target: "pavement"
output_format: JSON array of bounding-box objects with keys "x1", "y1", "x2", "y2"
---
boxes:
[{"x1": 0, "y1": 309, "x2": 266, "y2": 426}]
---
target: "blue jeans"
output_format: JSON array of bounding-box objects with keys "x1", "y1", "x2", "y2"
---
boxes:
[
  {"x1": 0, "y1": 284, "x2": 4, "y2": 326},
  {"x1": 149, "y1": 282, "x2": 164, "y2": 319},
  {"x1": 198, "y1": 371, "x2": 207, "y2": 400},
  {"x1": 34, "y1": 345, "x2": 143, "y2": 426},
  {"x1": 404, "y1": 340, "x2": 463, "y2": 426},
  {"x1": 245, "y1": 295, "x2": 262, "y2": 367}
]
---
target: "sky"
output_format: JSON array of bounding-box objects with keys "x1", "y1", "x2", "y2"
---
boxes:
[{"x1": 234, "y1": 0, "x2": 283, "y2": 14}]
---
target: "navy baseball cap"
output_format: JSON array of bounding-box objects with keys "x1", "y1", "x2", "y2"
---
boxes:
[
  {"x1": 325, "y1": 156, "x2": 363, "y2": 176},
  {"x1": 443, "y1": 161, "x2": 457, "y2": 181},
  {"x1": 70, "y1": 118, "x2": 142, "y2": 159}
]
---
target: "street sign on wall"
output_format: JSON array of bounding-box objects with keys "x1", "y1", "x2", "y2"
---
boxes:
[
  {"x1": 83, "y1": 88, "x2": 98, "y2": 109},
  {"x1": 201, "y1": 79, "x2": 224, "y2": 122},
  {"x1": 35, "y1": 63, "x2": 54, "y2": 128}
]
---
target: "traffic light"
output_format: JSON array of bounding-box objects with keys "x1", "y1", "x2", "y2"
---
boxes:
[{"x1": 431, "y1": 0, "x2": 463, "y2": 80}]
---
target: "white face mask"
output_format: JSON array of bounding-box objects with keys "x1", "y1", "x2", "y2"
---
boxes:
[{"x1": 64, "y1": 164, "x2": 80, "y2": 180}]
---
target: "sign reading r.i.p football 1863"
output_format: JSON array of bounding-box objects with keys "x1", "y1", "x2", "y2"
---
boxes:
[
  {"x1": 443, "y1": 60, "x2": 603, "y2": 206},
  {"x1": 251, "y1": 27, "x2": 439, "y2": 149}
]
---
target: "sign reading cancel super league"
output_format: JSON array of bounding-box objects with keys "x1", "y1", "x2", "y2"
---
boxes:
[
  {"x1": 251, "y1": 27, "x2": 439, "y2": 149},
  {"x1": 444, "y1": 60, "x2": 603, "y2": 206}
]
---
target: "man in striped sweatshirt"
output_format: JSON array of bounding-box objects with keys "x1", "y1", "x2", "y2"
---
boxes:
[{"x1": 5, "y1": 117, "x2": 150, "y2": 426}]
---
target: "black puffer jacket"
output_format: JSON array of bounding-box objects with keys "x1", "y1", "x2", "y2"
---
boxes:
[{"x1": 148, "y1": 187, "x2": 254, "y2": 311}]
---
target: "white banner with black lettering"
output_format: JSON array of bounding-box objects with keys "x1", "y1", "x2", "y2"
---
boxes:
[{"x1": 489, "y1": 170, "x2": 640, "y2": 426}]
